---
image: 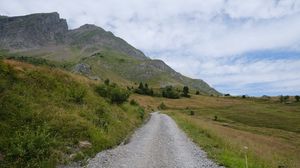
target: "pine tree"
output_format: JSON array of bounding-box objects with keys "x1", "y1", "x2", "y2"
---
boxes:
[{"x1": 182, "y1": 86, "x2": 189, "y2": 97}]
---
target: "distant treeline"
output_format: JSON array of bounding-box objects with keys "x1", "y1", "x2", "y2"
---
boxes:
[{"x1": 130, "y1": 82, "x2": 192, "y2": 99}]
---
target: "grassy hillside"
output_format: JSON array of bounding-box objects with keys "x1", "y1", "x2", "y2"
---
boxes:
[
  {"x1": 5, "y1": 45, "x2": 219, "y2": 95},
  {"x1": 0, "y1": 59, "x2": 147, "y2": 168},
  {"x1": 132, "y1": 94, "x2": 300, "y2": 168}
]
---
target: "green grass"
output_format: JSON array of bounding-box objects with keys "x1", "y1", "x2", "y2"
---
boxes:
[
  {"x1": 168, "y1": 111, "x2": 267, "y2": 168},
  {"x1": 0, "y1": 59, "x2": 147, "y2": 168},
  {"x1": 132, "y1": 94, "x2": 300, "y2": 168}
]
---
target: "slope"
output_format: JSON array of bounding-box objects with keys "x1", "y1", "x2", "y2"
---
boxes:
[{"x1": 0, "y1": 58, "x2": 146, "y2": 168}]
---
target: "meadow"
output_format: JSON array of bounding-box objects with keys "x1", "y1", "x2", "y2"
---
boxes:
[{"x1": 132, "y1": 94, "x2": 300, "y2": 168}]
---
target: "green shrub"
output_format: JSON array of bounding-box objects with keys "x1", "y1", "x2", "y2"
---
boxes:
[
  {"x1": 295, "y1": 95, "x2": 300, "y2": 102},
  {"x1": 134, "y1": 82, "x2": 154, "y2": 96},
  {"x1": 7, "y1": 56, "x2": 59, "y2": 68},
  {"x1": 95, "y1": 85, "x2": 110, "y2": 97},
  {"x1": 68, "y1": 86, "x2": 86, "y2": 104},
  {"x1": 104, "y1": 79, "x2": 110, "y2": 85},
  {"x1": 5, "y1": 126, "x2": 56, "y2": 167},
  {"x1": 94, "y1": 108, "x2": 109, "y2": 132},
  {"x1": 138, "y1": 108, "x2": 145, "y2": 120},
  {"x1": 130, "y1": 99, "x2": 139, "y2": 106},
  {"x1": 158, "y1": 102, "x2": 167, "y2": 110},
  {"x1": 110, "y1": 87, "x2": 130, "y2": 104},
  {"x1": 190, "y1": 110, "x2": 195, "y2": 116},
  {"x1": 214, "y1": 115, "x2": 218, "y2": 121},
  {"x1": 0, "y1": 60, "x2": 17, "y2": 93},
  {"x1": 95, "y1": 83, "x2": 129, "y2": 104},
  {"x1": 161, "y1": 86, "x2": 180, "y2": 99}
]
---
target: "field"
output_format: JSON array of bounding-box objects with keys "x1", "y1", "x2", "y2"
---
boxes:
[{"x1": 132, "y1": 94, "x2": 300, "y2": 168}]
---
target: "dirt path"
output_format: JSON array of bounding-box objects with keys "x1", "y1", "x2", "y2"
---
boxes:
[{"x1": 87, "y1": 112, "x2": 223, "y2": 168}]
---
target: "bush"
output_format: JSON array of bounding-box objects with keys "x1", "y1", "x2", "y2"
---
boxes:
[
  {"x1": 110, "y1": 87, "x2": 130, "y2": 104},
  {"x1": 214, "y1": 115, "x2": 218, "y2": 121},
  {"x1": 94, "y1": 108, "x2": 109, "y2": 131},
  {"x1": 104, "y1": 79, "x2": 110, "y2": 85},
  {"x1": 284, "y1": 96, "x2": 289, "y2": 103},
  {"x1": 280, "y1": 95, "x2": 289, "y2": 103},
  {"x1": 195, "y1": 91, "x2": 200, "y2": 95},
  {"x1": 190, "y1": 110, "x2": 195, "y2": 116},
  {"x1": 0, "y1": 60, "x2": 17, "y2": 93},
  {"x1": 134, "y1": 82, "x2": 154, "y2": 96},
  {"x1": 280, "y1": 95, "x2": 284, "y2": 103},
  {"x1": 161, "y1": 86, "x2": 180, "y2": 99},
  {"x1": 158, "y1": 102, "x2": 167, "y2": 110},
  {"x1": 7, "y1": 56, "x2": 59, "y2": 68},
  {"x1": 68, "y1": 86, "x2": 86, "y2": 104},
  {"x1": 95, "y1": 83, "x2": 129, "y2": 104},
  {"x1": 295, "y1": 95, "x2": 300, "y2": 102},
  {"x1": 6, "y1": 126, "x2": 56, "y2": 167},
  {"x1": 138, "y1": 108, "x2": 145, "y2": 120},
  {"x1": 130, "y1": 99, "x2": 139, "y2": 106}
]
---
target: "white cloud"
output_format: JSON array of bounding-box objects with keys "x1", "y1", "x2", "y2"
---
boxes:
[{"x1": 0, "y1": 0, "x2": 300, "y2": 95}]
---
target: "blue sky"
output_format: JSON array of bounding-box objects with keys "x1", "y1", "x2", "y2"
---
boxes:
[{"x1": 1, "y1": 0, "x2": 300, "y2": 96}]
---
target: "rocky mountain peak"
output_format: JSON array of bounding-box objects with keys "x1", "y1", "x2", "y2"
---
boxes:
[{"x1": 0, "y1": 12, "x2": 68, "y2": 49}]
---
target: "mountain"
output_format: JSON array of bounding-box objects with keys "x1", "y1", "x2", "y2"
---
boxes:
[
  {"x1": 0, "y1": 12, "x2": 68, "y2": 49},
  {"x1": 0, "y1": 12, "x2": 220, "y2": 95}
]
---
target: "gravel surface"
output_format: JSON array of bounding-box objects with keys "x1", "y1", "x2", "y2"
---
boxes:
[{"x1": 86, "y1": 112, "x2": 223, "y2": 168}]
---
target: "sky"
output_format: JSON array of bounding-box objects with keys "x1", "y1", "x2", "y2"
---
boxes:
[{"x1": 1, "y1": 0, "x2": 300, "y2": 96}]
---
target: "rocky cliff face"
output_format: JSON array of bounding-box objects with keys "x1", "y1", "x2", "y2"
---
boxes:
[
  {"x1": 0, "y1": 13, "x2": 147, "y2": 59},
  {"x1": 0, "y1": 12, "x2": 68, "y2": 49}
]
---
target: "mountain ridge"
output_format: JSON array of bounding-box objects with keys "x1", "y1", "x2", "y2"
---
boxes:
[{"x1": 0, "y1": 12, "x2": 220, "y2": 95}]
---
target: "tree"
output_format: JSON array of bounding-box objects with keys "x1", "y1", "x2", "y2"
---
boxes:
[
  {"x1": 280, "y1": 95, "x2": 289, "y2": 103},
  {"x1": 95, "y1": 83, "x2": 129, "y2": 104},
  {"x1": 161, "y1": 86, "x2": 180, "y2": 99},
  {"x1": 280, "y1": 95, "x2": 284, "y2": 103},
  {"x1": 149, "y1": 88, "x2": 154, "y2": 96},
  {"x1": 182, "y1": 86, "x2": 190, "y2": 97},
  {"x1": 138, "y1": 82, "x2": 144, "y2": 90},
  {"x1": 135, "y1": 82, "x2": 153, "y2": 96},
  {"x1": 104, "y1": 79, "x2": 110, "y2": 85},
  {"x1": 284, "y1": 95, "x2": 289, "y2": 103},
  {"x1": 295, "y1": 95, "x2": 300, "y2": 102}
]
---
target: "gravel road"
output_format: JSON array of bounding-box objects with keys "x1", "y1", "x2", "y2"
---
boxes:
[{"x1": 87, "y1": 112, "x2": 223, "y2": 168}]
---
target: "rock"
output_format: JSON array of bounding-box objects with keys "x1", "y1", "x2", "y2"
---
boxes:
[
  {"x1": 89, "y1": 76, "x2": 100, "y2": 81},
  {"x1": 73, "y1": 63, "x2": 91, "y2": 75},
  {"x1": 69, "y1": 153, "x2": 77, "y2": 160},
  {"x1": 0, "y1": 12, "x2": 68, "y2": 49},
  {"x1": 79, "y1": 141, "x2": 92, "y2": 148}
]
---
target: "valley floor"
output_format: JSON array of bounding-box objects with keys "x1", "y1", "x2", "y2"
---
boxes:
[{"x1": 132, "y1": 94, "x2": 300, "y2": 168}]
